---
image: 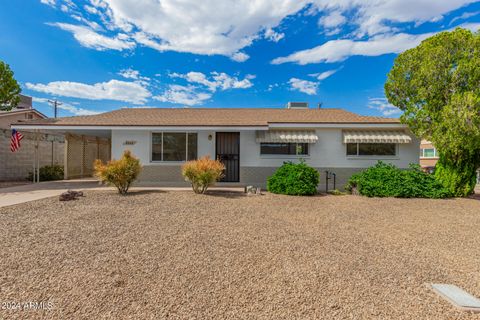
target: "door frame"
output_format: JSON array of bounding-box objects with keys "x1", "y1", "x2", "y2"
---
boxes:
[{"x1": 215, "y1": 132, "x2": 240, "y2": 182}]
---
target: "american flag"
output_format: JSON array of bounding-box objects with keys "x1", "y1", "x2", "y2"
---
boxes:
[{"x1": 10, "y1": 129, "x2": 24, "y2": 152}]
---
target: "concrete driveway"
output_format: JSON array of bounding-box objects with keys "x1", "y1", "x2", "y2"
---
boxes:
[{"x1": 0, "y1": 179, "x2": 105, "y2": 208}]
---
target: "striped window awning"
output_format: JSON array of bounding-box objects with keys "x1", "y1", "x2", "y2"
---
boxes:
[
  {"x1": 256, "y1": 130, "x2": 318, "y2": 143},
  {"x1": 343, "y1": 130, "x2": 412, "y2": 144}
]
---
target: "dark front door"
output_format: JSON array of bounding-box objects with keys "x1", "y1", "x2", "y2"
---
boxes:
[{"x1": 216, "y1": 132, "x2": 240, "y2": 182}]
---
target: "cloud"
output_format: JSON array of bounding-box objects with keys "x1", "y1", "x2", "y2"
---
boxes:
[
  {"x1": 264, "y1": 28, "x2": 285, "y2": 42},
  {"x1": 32, "y1": 96, "x2": 102, "y2": 116},
  {"x1": 153, "y1": 85, "x2": 212, "y2": 106},
  {"x1": 171, "y1": 71, "x2": 254, "y2": 92},
  {"x1": 289, "y1": 78, "x2": 318, "y2": 95},
  {"x1": 230, "y1": 52, "x2": 250, "y2": 62},
  {"x1": 118, "y1": 68, "x2": 150, "y2": 84},
  {"x1": 450, "y1": 11, "x2": 480, "y2": 25},
  {"x1": 311, "y1": 0, "x2": 478, "y2": 37},
  {"x1": 26, "y1": 79, "x2": 151, "y2": 104},
  {"x1": 272, "y1": 32, "x2": 434, "y2": 65},
  {"x1": 318, "y1": 10, "x2": 346, "y2": 29},
  {"x1": 48, "y1": 22, "x2": 135, "y2": 51},
  {"x1": 309, "y1": 69, "x2": 339, "y2": 80},
  {"x1": 40, "y1": 0, "x2": 55, "y2": 7},
  {"x1": 367, "y1": 97, "x2": 401, "y2": 116}
]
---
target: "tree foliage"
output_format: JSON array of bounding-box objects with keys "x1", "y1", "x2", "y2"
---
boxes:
[
  {"x1": 385, "y1": 28, "x2": 480, "y2": 196},
  {"x1": 0, "y1": 61, "x2": 21, "y2": 111},
  {"x1": 267, "y1": 160, "x2": 319, "y2": 196}
]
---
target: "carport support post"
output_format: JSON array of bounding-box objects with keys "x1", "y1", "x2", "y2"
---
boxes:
[{"x1": 64, "y1": 134, "x2": 69, "y2": 180}]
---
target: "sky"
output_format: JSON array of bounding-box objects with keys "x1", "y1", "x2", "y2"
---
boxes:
[{"x1": 0, "y1": 0, "x2": 479, "y2": 118}]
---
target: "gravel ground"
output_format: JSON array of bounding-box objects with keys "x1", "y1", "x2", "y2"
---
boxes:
[{"x1": 1, "y1": 191, "x2": 480, "y2": 319}]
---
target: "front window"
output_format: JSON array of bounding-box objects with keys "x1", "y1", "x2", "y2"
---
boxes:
[
  {"x1": 421, "y1": 148, "x2": 436, "y2": 158},
  {"x1": 347, "y1": 143, "x2": 396, "y2": 156},
  {"x1": 151, "y1": 132, "x2": 197, "y2": 161},
  {"x1": 260, "y1": 143, "x2": 309, "y2": 155}
]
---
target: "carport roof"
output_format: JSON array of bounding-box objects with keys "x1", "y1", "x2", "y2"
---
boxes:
[{"x1": 12, "y1": 108, "x2": 400, "y2": 127}]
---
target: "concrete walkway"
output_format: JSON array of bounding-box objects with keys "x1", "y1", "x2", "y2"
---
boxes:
[
  {"x1": 0, "y1": 179, "x2": 246, "y2": 208},
  {"x1": 0, "y1": 179, "x2": 106, "y2": 208}
]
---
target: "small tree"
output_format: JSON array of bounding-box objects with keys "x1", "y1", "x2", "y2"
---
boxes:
[
  {"x1": 182, "y1": 156, "x2": 225, "y2": 194},
  {"x1": 0, "y1": 61, "x2": 21, "y2": 111},
  {"x1": 385, "y1": 28, "x2": 480, "y2": 196},
  {"x1": 94, "y1": 150, "x2": 142, "y2": 195}
]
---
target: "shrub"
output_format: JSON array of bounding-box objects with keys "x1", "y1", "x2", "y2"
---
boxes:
[
  {"x1": 94, "y1": 150, "x2": 142, "y2": 195},
  {"x1": 27, "y1": 164, "x2": 64, "y2": 181},
  {"x1": 267, "y1": 160, "x2": 320, "y2": 196},
  {"x1": 182, "y1": 156, "x2": 225, "y2": 194},
  {"x1": 345, "y1": 161, "x2": 451, "y2": 198}
]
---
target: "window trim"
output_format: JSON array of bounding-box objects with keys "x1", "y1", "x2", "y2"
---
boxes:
[
  {"x1": 150, "y1": 131, "x2": 198, "y2": 163},
  {"x1": 346, "y1": 142, "x2": 398, "y2": 159},
  {"x1": 420, "y1": 148, "x2": 437, "y2": 159},
  {"x1": 259, "y1": 142, "x2": 310, "y2": 156}
]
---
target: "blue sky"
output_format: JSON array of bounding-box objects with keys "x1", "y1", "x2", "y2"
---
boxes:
[{"x1": 1, "y1": 0, "x2": 479, "y2": 118}]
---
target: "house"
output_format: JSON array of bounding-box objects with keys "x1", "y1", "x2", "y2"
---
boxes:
[
  {"x1": 0, "y1": 95, "x2": 46, "y2": 129},
  {"x1": 0, "y1": 95, "x2": 66, "y2": 181},
  {"x1": 12, "y1": 105, "x2": 420, "y2": 190},
  {"x1": 419, "y1": 140, "x2": 439, "y2": 173}
]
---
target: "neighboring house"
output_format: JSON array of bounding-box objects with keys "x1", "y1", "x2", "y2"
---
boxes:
[
  {"x1": 12, "y1": 105, "x2": 420, "y2": 190},
  {"x1": 419, "y1": 140, "x2": 439, "y2": 172},
  {"x1": 0, "y1": 95, "x2": 64, "y2": 181}
]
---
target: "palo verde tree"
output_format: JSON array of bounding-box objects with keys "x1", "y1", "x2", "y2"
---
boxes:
[
  {"x1": 0, "y1": 61, "x2": 21, "y2": 111},
  {"x1": 385, "y1": 28, "x2": 480, "y2": 196}
]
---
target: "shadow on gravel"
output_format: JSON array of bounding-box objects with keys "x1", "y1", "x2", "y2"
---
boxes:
[
  {"x1": 204, "y1": 190, "x2": 248, "y2": 199},
  {"x1": 123, "y1": 190, "x2": 167, "y2": 196}
]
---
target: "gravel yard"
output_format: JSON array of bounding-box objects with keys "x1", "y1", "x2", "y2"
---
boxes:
[{"x1": 1, "y1": 191, "x2": 480, "y2": 319}]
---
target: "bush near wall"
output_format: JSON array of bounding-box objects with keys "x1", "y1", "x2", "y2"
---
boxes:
[
  {"x1": 345, "y1": 161, "x2": 451, "y2": 198},
  {"x1": 267, "y1": 161, "x2": 320, "y2": 196},
  {"x1": 27, "y1": 164, "x2": 64, "y2": 182},
  {"x1": 94, "y1": 150, "x2": 142, "y2": 195},
  {"x1": 182, "y1": 156, "x2": 225, "y2": 194}
]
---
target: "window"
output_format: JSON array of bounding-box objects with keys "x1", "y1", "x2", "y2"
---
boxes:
[
  {"x1": 260, "y1": 143, "x2": 309, "y2": 155},
  {"x1": 151, "y1": 132, "x2": 197, "y2": 161},
  {"x1": 346, "y1": 143, "x2": 396, "y2": 156},
  {"x1": 421, "y1": 148, "x2": 436, "y2": 158}
]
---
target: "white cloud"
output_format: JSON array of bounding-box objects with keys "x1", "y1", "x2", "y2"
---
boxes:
[
  {"x1": 450, "y1": 11, "x2": 480, "y2": 25},
  {"x1": 118, "y1": 68, "x2": 150, "y2": 84},
  {"x1": 289, "y1": 78, "x2": 318, "y2": 95},
  {"x1": 309, "y1": 69, "x2": 339, "y2": 80},
  {"x1": 318, "y1": 10, "x2": 346, "y2": 29},
  {"x1": 153, "y1": 85, "x2": 212, "y2": 106},
  {"x1": 49, "y1": 22, "x2": 135, "y2": 51},
  {"x1": 265, "y1": 28, "x2": 285, "y2": 42},
  {"x1": 26, "y1": 79, "x2": 151, "y2": 104},
  {"x1": 32, "y1": 96, "x2": 102, "y2": 116},
  {"x1": 230, "y1": 52, "x2": 250, "y2": 62},
  {"x1": 311, "y1": 0, "x2": 477, "y2": 37},
  {"x1": 272, "y1": 32, "x2": 434, "y2": 65},
  {"x1": 171, "y1": 71, "x2": 254, "y2": 92},
  {"x1": 40, "y1": 0, "x2": 55, "y2": 7},
  {"x1": 367, "y1": 97, "x2": 401, "y2": 116}
]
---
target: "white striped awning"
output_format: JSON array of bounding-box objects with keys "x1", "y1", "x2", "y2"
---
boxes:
[
  {"x1": 343, "y1": 130, "x2": 412, "y2": 144},
  {"x1": 256, "y1": 130, "x2": 318, "y2": 143}
]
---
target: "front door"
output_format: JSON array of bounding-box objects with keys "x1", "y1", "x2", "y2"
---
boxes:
[{"x1": 216, "y1": 132, "x2": 240, "y2": 182}]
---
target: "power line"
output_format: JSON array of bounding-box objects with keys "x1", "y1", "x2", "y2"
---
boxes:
[{"x1": 48, "y1": 99, "x2": 63, "y2": 118}]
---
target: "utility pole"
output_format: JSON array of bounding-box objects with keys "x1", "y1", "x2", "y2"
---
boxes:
[{"x1": 48, "y1": 99, "x2": 63, "y2": 118}]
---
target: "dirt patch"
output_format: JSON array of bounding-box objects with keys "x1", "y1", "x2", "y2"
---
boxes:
[{"x1": 1, "y1": 191, "x2": 480, "y2": 319}]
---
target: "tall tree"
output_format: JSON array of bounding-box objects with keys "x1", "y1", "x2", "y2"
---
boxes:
[
  {"x1": 385, "y1": 28, "x2": 480, "y2": 196},
  {"x1": 0, "y1": 61, "x2": 21, "y2": 111}
]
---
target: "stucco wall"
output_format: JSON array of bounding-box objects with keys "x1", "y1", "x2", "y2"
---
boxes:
[{"x1": 112, "y1": 129, "x2": 419, "y2": 168}]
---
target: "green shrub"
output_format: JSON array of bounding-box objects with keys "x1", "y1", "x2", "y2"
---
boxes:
[
  {"x1": 94, "y1": 150, "x2": 142, "y2": 195},
  {"x1": 181, "y1": 156, "x2": 225, "y2": 194},
  {"x1": 27, "y1": 164, "x2": 64, "y2": 181},
  {"x1": 345, "y1": 161, "x2": 451, "y2": 198},
  {"x1": 267, "y1": 161, "x2": 320, "y2": 196}
]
